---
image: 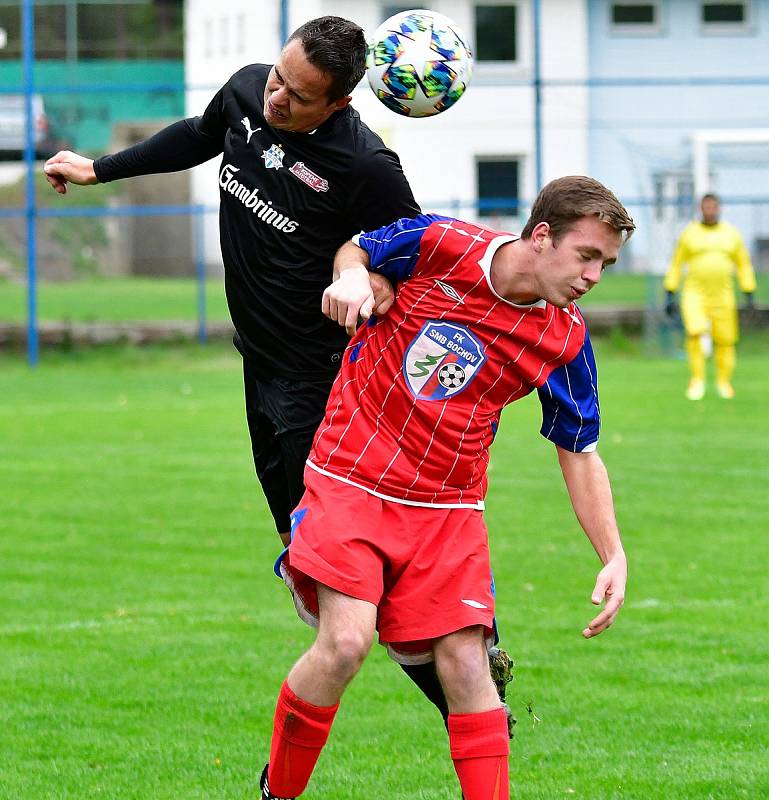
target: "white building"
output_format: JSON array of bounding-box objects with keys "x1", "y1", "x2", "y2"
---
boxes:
[{"x1": 184, "y1": 0, "x2": 590, "y2": 268}]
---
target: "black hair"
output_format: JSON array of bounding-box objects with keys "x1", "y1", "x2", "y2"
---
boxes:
[{"x1": 288, "y1": 16, "x2": 367, "y2": 102}]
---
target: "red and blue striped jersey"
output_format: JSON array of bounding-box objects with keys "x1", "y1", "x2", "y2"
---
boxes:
[{"x1": 308, "y1": 214, "x2": 601, "y2": 508}]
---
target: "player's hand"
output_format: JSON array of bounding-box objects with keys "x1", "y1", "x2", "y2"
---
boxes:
[
  {"x1": 322, "y1": 266, "x2": 375, "y2": 336},
  {"x1": 43, "y1": 150, "x2": 98, "y2": 195},
  {"x1": 582, "y1": 552, "x2": 626, "y2": 639},
  {"x1": 664, "y1": 291, "x2": 678, "y2": 319},
  {"x1": 368, "y1": 272, "x2": 395, "y2": 316}
]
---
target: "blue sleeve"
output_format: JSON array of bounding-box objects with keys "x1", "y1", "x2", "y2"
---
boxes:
[
  {"x1": 537, "y1": 331, "x2": 600, "y2": 452},
  {"x1": 354, "y1": 213, "x2": 453, "y2": 282}
]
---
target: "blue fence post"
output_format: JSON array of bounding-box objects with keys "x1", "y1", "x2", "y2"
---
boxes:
[
  {"x1": 23, "y1": 0, "x2": 38, "y2": 366},
  {"x1": 280, "y1": 0, "x2": 290, "y2": 44},
  {"x1": 194, "y1": 205, "x2": 207, "y2": 344},
  {"x1": 532, "y1": 0, "x2": 543, "y2": 193}
]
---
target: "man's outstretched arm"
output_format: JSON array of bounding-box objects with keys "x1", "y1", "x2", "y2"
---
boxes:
[
  {"x1": 44, "y1": 116, "x2": 225, "y2": 195},
  {"x1": 556, "y1": 446, "x2": 627, "y2": 639}
]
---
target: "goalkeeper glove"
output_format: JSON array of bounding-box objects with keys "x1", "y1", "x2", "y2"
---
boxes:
[
  {"x1": 665, "y1": 291, "x2": 678, "y2": 319},
  {"x1": 744, "y1": 292, "x2": 755, "y2": 310}
]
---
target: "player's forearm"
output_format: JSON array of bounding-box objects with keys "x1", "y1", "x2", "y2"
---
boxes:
[
  {"x1": 735, "y1": 251, "x2": 757, "y2": 293},
  {"x1": 94, "y1": 118, "x2": 223, "y2": 183},
  {"x1": 663, "y1": 241, "x2": 687, "y2": 292},
  {"x1": 333, "y1": 240, "x2": 371, "y2": 280},
  {"x1": 556, "y1": 447, "x2": 625, "y2": 565},
  {"x1": 663, "y1": 259, "x2": 683, "y2": 292}
]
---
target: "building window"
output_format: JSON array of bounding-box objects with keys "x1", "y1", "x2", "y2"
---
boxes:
[
  {"x1": 610, "y1": 3, "x2": 661, "y2": 33},
  {"x1": 613, "y1": 3, "x2": 655, "y2": 23},
  {"x1": 477, "y1": 159, "x2": 520, "y2": 218},
  {"x1": 475, "y1": 5, "x2": 517, "y2": 62},
  {"x1": 702, "y1": 2, "x2": 747, "y2": 25},
  {"x1": 701, "y1": 1, "x2": 751, "y2": 33}
]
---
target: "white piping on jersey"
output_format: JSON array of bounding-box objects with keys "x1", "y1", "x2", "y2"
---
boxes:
[
  {"x1": 477, "y1": 235, "x2": 547, "y2": 309},
  {"x1": 348, "y1": 365, "x2": 405, "y2": 475},
  {"x1": 542, "y1": 360, "x2": 599, "y2": 453},
  {"x1": 563, "y1": 364, "x2": 584, "y2": 449},
  {"x1": 544, "y1": 399, "x2": 560, "y2": 441},
  {"x1": 316, "y1": 219, "x2": 494, "y2": 505},
  {"x1": 437, "y1": 333, "x2": 529, "y2": 500},
  {"x1": 394, "y1": 222, "x2": 483, "y2": 499},
  {"x1": 354, "y1": 224, "x2": 431, "y2": 248},
  {"x1": 425, "y1": 218, "x2": 455, "y2": 260},
  {"x1": 530, "y1": 311, "x2": 574, "y2": 384},
  {"x1": 332, "y1": 219, "x2": 465, "y2": 489},
  {"x1": 306, "y1": 459, "x2": 485, "y2": 509},
  {"x1": 581, "y1": 346, "x2": 601, "y2": 423},
  {"x1": 378, "y1": 254, "x2": 414, "y2": 268},
  {"x1": 509, "y1": 304, "x2": 556, "y2": 366},
  {"x1": 433, "y1": 275, "x2": 499, "y2": 499},
  {"x1": 323, "y1": 396, "x2": 365, "y2": 464},
  {"x1": 405, "y1": 399, "x2": 451, "y2": 492}
]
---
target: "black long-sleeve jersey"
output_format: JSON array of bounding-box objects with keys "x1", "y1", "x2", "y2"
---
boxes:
[{"x1": 94, "y1": 64, "x2": 420, "y2": 381}]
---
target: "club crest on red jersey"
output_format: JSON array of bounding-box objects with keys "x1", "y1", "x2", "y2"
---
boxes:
[{"x1": 403, "y1": 320, "x2": 486, "y2": 401}]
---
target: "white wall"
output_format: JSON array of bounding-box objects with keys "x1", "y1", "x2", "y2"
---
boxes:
[
  {"x1": 184, "y1": 0, "x2": 590, "y2": 264},
  {"x1": 345, "y1": 0, "x2": 589, "y2": 220}
]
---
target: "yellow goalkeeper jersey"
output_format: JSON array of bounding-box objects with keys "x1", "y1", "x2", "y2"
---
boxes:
[{"x1": 664, "y1": 220, "x2": 756, "y2": 303}]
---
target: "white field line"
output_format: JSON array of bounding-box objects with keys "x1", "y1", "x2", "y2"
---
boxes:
[{"x1": 0, "y1": 611, "x2": 262, "y2": 637}]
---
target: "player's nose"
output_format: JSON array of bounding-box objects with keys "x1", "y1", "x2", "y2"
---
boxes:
[
  {"x1": 270, "y1": 86, "x2": 289, "y2": 108},
  {"x1": 583, "y1": 260, "x2": 602, "y2": 285}
]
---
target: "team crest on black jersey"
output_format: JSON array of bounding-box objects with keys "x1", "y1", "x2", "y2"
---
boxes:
[
  {"x1": 261, "y1": 144, "x2": 285, "y2": 170},
  {"x1": 403, "y1": 321, "x2": 486, "y2": 401}
]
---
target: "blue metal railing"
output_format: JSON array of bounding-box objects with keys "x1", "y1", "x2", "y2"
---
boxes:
[
  {"x1": 22, "y1": 0, "x2": 38, "y2": 365},
  {"x1": 7, "y1": 0, "x2": 769, "y2": 365}
]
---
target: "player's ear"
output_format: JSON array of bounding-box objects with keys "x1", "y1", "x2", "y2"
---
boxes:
[
  {"x1": 332, "y1": 95, "x2": 352, "y2": 112},
  {"x1": 531, "y1": 222, "x2": 551, "y2": 253}
]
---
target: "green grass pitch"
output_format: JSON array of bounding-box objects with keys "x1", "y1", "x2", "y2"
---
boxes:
[
  {"x1": 1, "y1": 339, "x2": 768, "y2": 799},
  {"x1": 0, "y1": 272, "x2": 766, "y2": 323}
]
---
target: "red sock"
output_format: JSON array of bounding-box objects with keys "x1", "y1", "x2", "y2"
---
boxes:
[
  {"x1": 267, "y1": 681, "x2": 339, "y2": 797},
  {"x1": 449, "y1": 708, "x2": 510, "y2": 800}
]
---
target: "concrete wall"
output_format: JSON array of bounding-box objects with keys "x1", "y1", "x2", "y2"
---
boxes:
[{"x1": 106, "y1": 122, "x2": 193, "y2": 277}]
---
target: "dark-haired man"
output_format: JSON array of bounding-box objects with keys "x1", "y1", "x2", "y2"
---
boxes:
[{"x1": 43, "y1": 15, "x2": 509, "y2": 739}]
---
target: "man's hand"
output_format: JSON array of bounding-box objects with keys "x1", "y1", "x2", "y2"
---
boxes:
[
  {"x1": 43, "y1": 150, "x2": 98, "y2": 195},
  {"x1": 582, "y1": 553, "x2": 626, "y2": 639},
  {"x1": 368, "y1": 272, "x2": 395, "y2": 317},
  {"x1": 664, "y1": 291, "x2": 678, "y2": 319},
  {"x1": 322, "y1": 266, "x2": 375, "y2": 336}
]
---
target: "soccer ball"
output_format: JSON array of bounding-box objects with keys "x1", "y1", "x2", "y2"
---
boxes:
[{"x1": 366, "y1": 9, "x2": 473, "y2": 118}]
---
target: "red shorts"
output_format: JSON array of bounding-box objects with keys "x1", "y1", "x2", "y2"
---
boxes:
[{"x1": 278, "y1": 467, "x2": 496, "y2": 664}]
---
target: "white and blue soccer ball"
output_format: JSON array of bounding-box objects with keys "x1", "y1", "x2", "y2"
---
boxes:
[{"x1": 366, "y1": 9, "x2": 473, "y2": 118}]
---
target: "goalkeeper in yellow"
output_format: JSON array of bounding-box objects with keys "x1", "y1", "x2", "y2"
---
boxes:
[{"x1": 664, "y1": 193, "x2": 756, "y2": 400}]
